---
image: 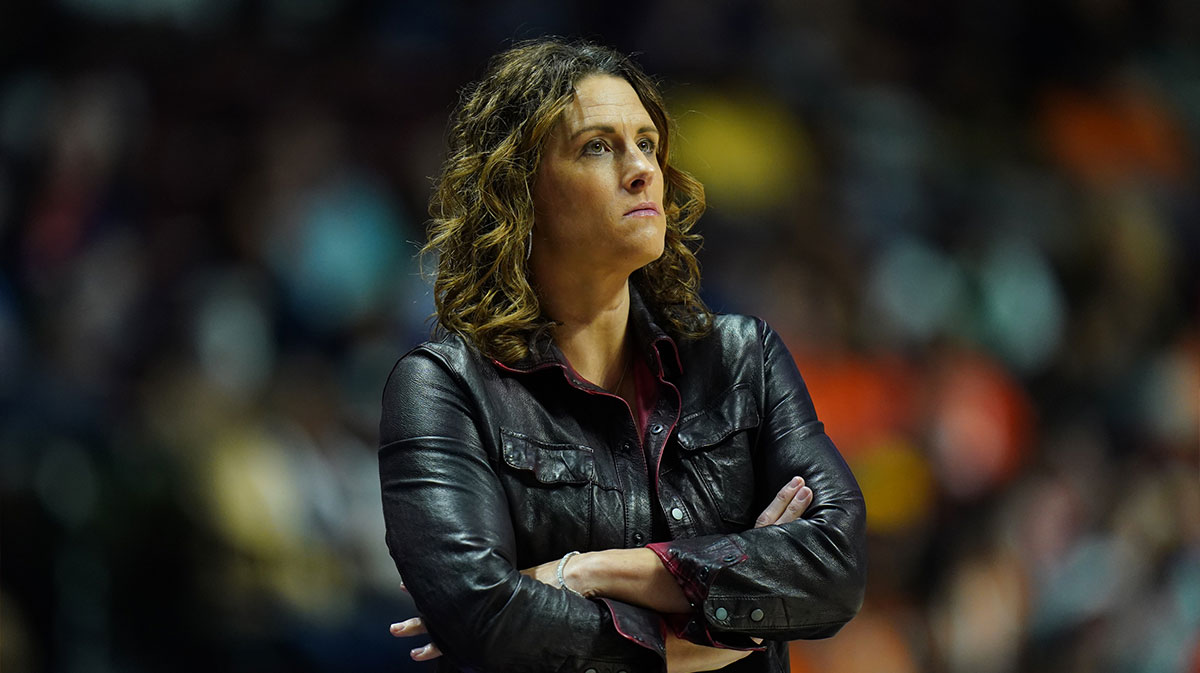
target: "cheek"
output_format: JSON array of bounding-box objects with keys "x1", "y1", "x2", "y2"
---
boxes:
[
  {"x1": 533, "y1": 173, "x2": 565, "y2": 210},
  {"x1": 545, "y1": 173, "x2": 599, "y2": 209},
  {"x1": 533, "y1": 179, "x2": 578, "y2": 232}
]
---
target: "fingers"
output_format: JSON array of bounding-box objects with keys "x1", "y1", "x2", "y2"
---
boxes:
[
  {"x1": 390, "y1": 617, "x2": 427, "y2": 637},
  {"x1": 391, "y1": 618, "x2": 443, "y2": 661},
  {"x1": 755, "y1": 476, "x2": 802, "y2": 527},
  {"x1": 781, "y1": 485, "x2": 813, "y2": 524},
  {"x1": 755, "y1": 476, "x2": 813, "y2": 527},
  {"x1": 410, "y1": 643, "x2": 443, "y2": 661}
]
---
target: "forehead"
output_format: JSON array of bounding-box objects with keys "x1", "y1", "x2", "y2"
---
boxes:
[{"x1": 559, "y1": 74, "x2": 656, "y2": 130}]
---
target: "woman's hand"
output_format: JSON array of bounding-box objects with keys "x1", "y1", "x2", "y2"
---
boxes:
[
  {"x1": 754, "y1": 475, "x2": 813, "y2": 528},
  {"x1": 390, "y1": 615, "x2": 442, "y2": 662},
  {"x1": 666, "y1": 632, "x2": 761, "y2": 673},
  {"x1": 390, "y1": 582, "x2": 443, "y2": 662}
]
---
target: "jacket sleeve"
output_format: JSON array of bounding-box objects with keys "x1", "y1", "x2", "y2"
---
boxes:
[
  {"x1": 379, "y1": 349, "x2": 666, "y2": 672},
  {"x1": 647, "y1": 320, "x2": 867, "y2": 647}
]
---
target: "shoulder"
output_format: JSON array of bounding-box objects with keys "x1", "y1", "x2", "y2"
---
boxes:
[
  {"x1": 670, "y1": 312, "x2": 801, "y2": 390},
  {"x1": 383, "y1": 332, "x2": 493, "y2": 400},
  {"x1": 678, "y1": 312, "x2": 772, "y2": 360},
  {"x1": 379, "y1": 333, "x2": 492, "y2": 445},
  {"x1": 710, "y1": 312, "x2": 768, "y2": 343},
  {"x1": 665, "y1": 312, "x2": 770, "y2": 388},
  {"x1": 391, "y1": 331, "x2": 487, "y2": 374}
]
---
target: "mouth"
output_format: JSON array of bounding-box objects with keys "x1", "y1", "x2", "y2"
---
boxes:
[{"x1": 624, "y1": 202, "x2": 662, "y2": 217}]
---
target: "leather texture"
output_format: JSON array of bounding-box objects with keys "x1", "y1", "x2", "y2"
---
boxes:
[{"x1": 379, "y1": 292, "x2": 867, "y2": 672}]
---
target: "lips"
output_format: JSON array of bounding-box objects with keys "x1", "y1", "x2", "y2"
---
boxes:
[{"x1": 624, "y1": 202, "x2": 662, "y2": 217}]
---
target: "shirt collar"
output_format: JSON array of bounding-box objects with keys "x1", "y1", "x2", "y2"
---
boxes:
[{"x1": 628, "y1": 284, "x2": 684, "y2": 379}]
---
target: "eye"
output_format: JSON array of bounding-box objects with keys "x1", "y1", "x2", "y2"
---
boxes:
[
  {"x1": 583, "y1": 139, "x2": 608, "y2": 156},
  {"x1": 637, "y1": 137, "x2": 656, "y2": 154}
]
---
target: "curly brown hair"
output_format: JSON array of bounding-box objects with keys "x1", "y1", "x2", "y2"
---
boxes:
[{"x1": 426, "y1": 37, "x2": 712, "y2": 363}]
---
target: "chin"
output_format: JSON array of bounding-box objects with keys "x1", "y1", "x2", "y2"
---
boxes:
[
  {"x1": 650, "y1": 239, "x2": 667, "y2": 261},
  {"x1": 631, "y1": 240, "x2": 666, "y2": 271},
  {"x1": 617, "y1": 221, "x2": 667, "y2": 270}
]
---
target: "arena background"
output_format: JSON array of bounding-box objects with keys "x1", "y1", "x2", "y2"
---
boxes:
[{"x1": 1, "y1": 1, "x2": 1197, "y2": 671}]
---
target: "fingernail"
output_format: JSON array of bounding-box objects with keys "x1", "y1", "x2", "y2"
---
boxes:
[
  {"x1": 390, "y1": 623, "x2": 404, "y2": 635},
  {"x1": 411, "y1": 646, "x2": 426, "y2": 658},
  {"x1": 789, "y1": 476, "x2": 802, "y2": 487},
  {"x1": 799, "y1": 486, "x2": 812, "y2": 499}
]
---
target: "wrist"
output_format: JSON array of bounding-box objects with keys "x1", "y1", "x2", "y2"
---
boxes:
[
  {"x1": 556, "y1": 551, "x2": 584, "y2": 597},
  {"x1": 563, "y1": 550, "x2": 601, "y2": 598}
]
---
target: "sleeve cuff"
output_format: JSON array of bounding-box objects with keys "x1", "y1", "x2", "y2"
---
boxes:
[
  {"x1": 600, "y1": 598, "x2": 667, "y2": 661},
  {"x1": 647, "y1": 536, "x2": 765, "y2": 650},
  {"x1": 663, "y1": 613, "x2": 766, "y2": 651}
]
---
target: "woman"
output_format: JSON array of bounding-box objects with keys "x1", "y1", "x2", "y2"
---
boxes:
[{"x1": 379, "y1": 38, "x2": 866, "y2": 672}]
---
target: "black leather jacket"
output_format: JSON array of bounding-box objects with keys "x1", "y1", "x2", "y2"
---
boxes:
[{"x1": 379, "y1": 293, "x2": 866, "y2": 672}]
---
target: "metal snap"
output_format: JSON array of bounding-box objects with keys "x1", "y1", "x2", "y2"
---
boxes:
[
  {"x1": 750, "y1": 608, "x2": 765, "y2": 622},
  {"x1": 671, "y1": 507, "x2": 684, "y2": 521},
  {"x1": 650, "y1": 423, "x2": 664, "y2": 434},
  {"x1": 714, "y1": 607, "x2": 729, "y2": 620}
]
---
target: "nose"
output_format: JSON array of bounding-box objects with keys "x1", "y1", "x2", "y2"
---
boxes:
[{"x1": 622, "y1": 147, "x2": 657, "y2": 193}]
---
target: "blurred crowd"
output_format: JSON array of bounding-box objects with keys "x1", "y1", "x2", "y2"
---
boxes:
[{"x1": 1, "y1": 1, "x2": 1197, "y2": 672}]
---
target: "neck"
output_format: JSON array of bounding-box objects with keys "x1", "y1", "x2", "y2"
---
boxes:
[{"x1": 533, "y1": 268, "x2": 632, "y2": 390}]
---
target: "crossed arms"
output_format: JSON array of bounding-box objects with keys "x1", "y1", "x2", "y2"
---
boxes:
[{"x1": 378, "y1": 323, "x2": 866, "y2": 672}]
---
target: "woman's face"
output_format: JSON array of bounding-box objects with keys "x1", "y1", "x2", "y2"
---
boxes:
[{"x1": 530, "y1": 74, "x2": 666, "y2": 281}]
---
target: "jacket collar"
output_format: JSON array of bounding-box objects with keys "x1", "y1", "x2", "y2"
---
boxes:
[{"x1": 496, "y1": 284, "x2": 684, "y2": 379}]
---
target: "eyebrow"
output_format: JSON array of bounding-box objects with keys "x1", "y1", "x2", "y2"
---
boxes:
[{"x1": 570, "y1": 124, "x2": 659, "y2": 140}]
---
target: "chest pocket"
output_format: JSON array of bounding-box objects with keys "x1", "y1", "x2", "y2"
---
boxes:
[
  {"x1": 676, "y1": 384, "x2": 761, "y2": 527},
  {"x1": 501, "y1": 431, "x2": 594, "y2": 484},
  {"x1": 498, "y1": 429, "x2": 595, "y2": 561}
]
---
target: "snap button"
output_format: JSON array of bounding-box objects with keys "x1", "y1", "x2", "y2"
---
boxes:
[
  {"x1": 585, "y1": 669, "x2": 597, "y2": 673},
  {"x1": 650, "y1": 423, "x2": 664, "y2": 434},
  {"x1": 714, "y1": 607, "x2": 728, "y2": 620},
  {"x1": 750, "y1": 608, "x2": 765, "y2": 622},
  {"x1": 723, "y1": 554, "x2": 738, "y2": 563},
  {"x1": 633, "y1": 532, "x2": 644, "y2": 544},
  {"x1": 671, "y1": 507, "x2": 684, "y2": 521}
]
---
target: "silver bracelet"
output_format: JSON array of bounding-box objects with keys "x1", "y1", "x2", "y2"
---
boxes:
[{"x1": 556, "y1": 550, "x2": 583, "y2": 596}]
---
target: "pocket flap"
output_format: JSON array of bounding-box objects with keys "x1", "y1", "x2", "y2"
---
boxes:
[
  {"x1": 676, "y1": 385, "x2": 760, "y2": 450},
  {"x1": 500, "y1": 431, "x2": 594, "y2": 484}
]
